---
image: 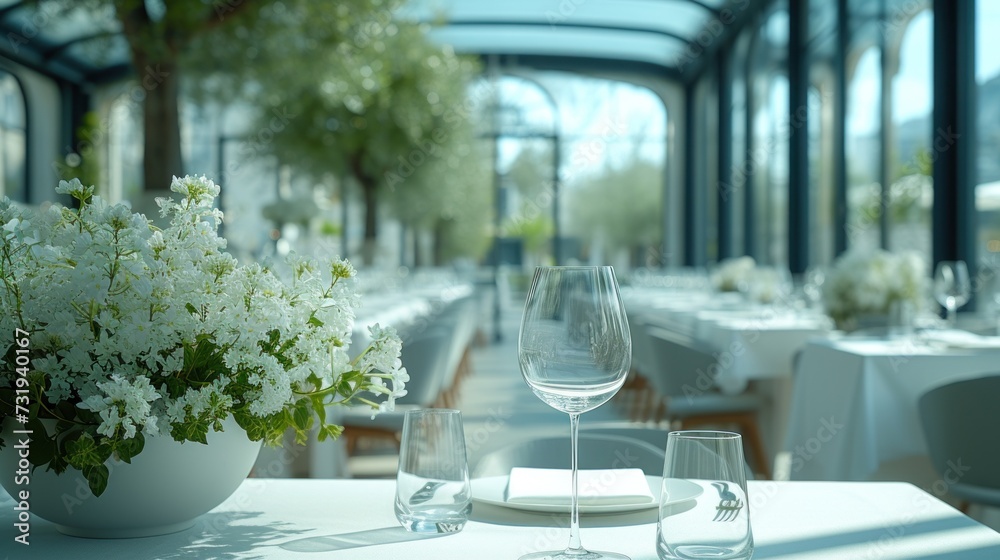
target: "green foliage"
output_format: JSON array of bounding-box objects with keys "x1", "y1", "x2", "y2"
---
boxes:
[
  {"x1": 386, "y1": 139, "x2": 494, "y2": 263},
  {"x1": 506, "y1": 145, "x2": 555, "y2": 200},
  {"x1": 567, "y1": 157, "x2": 663, "y2": 253},
  {"x1": 54, "y1": 112, "x2": 103, "y2": 188},
  {"x1": 503, "y1": 214, "x2": 553, "y2": 256},
  {"x1": 224, "y1": 5, "x2": 482, "y2": 257}
]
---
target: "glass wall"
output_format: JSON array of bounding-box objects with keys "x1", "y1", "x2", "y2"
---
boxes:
[
  {"x1": 845, "y1": 18, "x2": 882, "y2": 250},
  {"x1": 976, "y1": 0, "x2": 1000, "y2": 271},
  {"x1": 694, "y1": 70, "x2": 719, "y2": 263},
  {"x1": 0, "y1": 72, "x2": 26, "y2": 203},
  {"x1": 748, "y1": 2, "x2": 790, "y2": 266},
  {"x1": 727, "y1": 31, "x2": 751, "y2": 258},
  {"x1": 491, "y1": 73, "x2": 667, "y2": 272},
  {"x1": 808, "y1": 1, "x2": 837, "y2": 266},
  {"x1": 887, "y1": 8, "x2": 933, "y2": 255}
]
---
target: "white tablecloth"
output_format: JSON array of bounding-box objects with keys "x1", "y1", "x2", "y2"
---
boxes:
[
  {"x1": 624, "y1": 289, "x2": 831, "y2": 394},
  {"x1": 3, "y1": 478, "x2": 998, "y2": 559},
  {"x1": 784, "y1": 336, "x2": 1000, "y2": 481}
]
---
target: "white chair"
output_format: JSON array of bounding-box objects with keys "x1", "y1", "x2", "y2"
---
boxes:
[
  {"x1": 435, "y1": 293, "x2": 478, "y2": 407},
  {"x1": 641, "y1": 325, "x2": 770, "y2": 478},
  {"x1": 918, "y1": 374, "x2": 1000, "y2": 511},
  {"x1": 340, "y1": 324, "x2": 452, "y2": 454}
]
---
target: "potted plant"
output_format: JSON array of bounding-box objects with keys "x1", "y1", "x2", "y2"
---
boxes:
[
  {"x1": 0, "y1": 176, "x2": 408, "y2": 537},
  {"x1": 822, "y1": 248, "x2": 926, "y2": 331}
]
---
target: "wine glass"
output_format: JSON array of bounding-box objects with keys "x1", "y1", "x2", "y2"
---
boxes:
[
  {"x1": 518, "y1": 266, "x2": 632, "y2": 560},
  {"x1": 802, "y1": 266, "x2": 826, "y2": 309},
  {"x1": 933, "y1": 261, "x2": 971, "y2": 328}
]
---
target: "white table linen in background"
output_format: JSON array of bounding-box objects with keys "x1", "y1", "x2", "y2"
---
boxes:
[
  {"x1": 622, "y1": 288, "x2": 832, "y2": 394},
  {"x1": 4, "y1": 479, "x2": 998, "y2": 559},
  {"x1": 785, "y1": 335, "x2": 1000, "y2": 482}
]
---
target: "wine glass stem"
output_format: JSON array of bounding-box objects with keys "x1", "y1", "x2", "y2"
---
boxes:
[
  {"x1": 947, "y1": 304, "x2": 956, "y2": 327},
  {"x1": 567, "y1": 412, "x2": 584, "y2": 554}
]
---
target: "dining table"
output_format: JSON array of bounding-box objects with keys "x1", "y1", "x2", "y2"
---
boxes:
[
  {"x1": 623, "y1": 289, "x2": 831, "y2": 395},
  {"x1": 623, "y1": 288, "x2": 832, "y2": 462},
  {"x1": 784, "y1": 332, "x2": 1000, "y2": 482},
  {"x1": 3, "y1": 477, "x2": 998, "y2": 559}
]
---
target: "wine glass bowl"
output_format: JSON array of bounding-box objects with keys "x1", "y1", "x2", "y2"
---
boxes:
[
  {"x1": 933, "y1": 261, "x2": 971, "y2": 327},
  {"x1": 518, "y1": 266, "x2": 632, "y2": 560}
]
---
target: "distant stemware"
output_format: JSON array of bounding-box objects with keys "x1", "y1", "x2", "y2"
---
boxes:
[{"x1": 933, "y1": 261, "x2": 971, "y2": 327}]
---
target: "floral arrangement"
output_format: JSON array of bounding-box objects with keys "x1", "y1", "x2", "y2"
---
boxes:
[
  {"x1": 822, "y1": 248, "x2": 926, "y2": 331},
  {"x1": 746, "y1": 266, "x2": 793, "y2": 304},
  {"x1": 711, "y1": 256, "x2": 756, "y2": 292},
  {"x1": 0, "y1": 176, "x2": 407, "y2": 496}
]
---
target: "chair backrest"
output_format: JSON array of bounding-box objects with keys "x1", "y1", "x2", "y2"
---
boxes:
[
  {"x1": 644, "y1": 325, "x2": 718, "y2": 398},
  {"x1": 582, "y1": 424, "x2": 669, "y2": 452},
  {"x1": 628, "y1": 314, "x2": 655, "y2": 378},
  {"x1": 395, "y1": 326, "x2": 451, "y2": 407},
  {"x1": 436, "y1": 294, "x2": 477, "y2": 387},
  {"x1": 918, "y1": 375, "x2": 1000, "y2": 497},
  {"x1": 472, "y1": 433, "x2": 666, "y2": 478}
]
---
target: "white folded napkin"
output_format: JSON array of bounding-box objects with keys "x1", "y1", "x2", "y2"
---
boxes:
[{"x1": 505, "y1": 467, "x2": 655, "y2": 506}]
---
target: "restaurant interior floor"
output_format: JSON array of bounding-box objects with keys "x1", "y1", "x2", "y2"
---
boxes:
[{"x1": 344, "y1": 301, "x2": 1000, "y2": 533}]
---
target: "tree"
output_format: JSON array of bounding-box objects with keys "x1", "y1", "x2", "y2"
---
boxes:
[
  {"x1": 386, "y1": 139, "x2": 493, "y2": 266},
  {"x1": 240, "y1": 17, "x2": 480, "y2": 264},
  {"x1": 44, "y1": 2, "x2": 479, "y2": 265},
  {"x1": 43, "y1": 0, "x2": 373, "y2": 192},
  {"x1": 567, "y1": 157, "x2": 663, "y2": 262}
]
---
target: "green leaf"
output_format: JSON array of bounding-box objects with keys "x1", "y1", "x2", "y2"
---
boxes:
[
  {"x1": 314, "y1": 396, "x2": 327, "y2": 425},
  {"x1": 83, "y1": 464, "x2": 110, "y2": 497},
  {"x1": 171, "y1": 415, "x2": 209, "y2": 445},
  {"x1": 55, "y1": 400, "x2": 78, "y2": 420},
  {"x1": 292, "y1": 401, "x2": 311, "y2": 432},
  {"x1": 307, "y1": 315, "x2": 324, "y2": 328},
  {"x1": 115, "y1": 433, "x2": 145, "y2": 464},
  {"x1": 317, "y1": 424, "x2": 343, "y2": 442},
  {"x1": 164, "y1": 376, "x2": 187, "y2": 399},
  {"x1": 336, "y1": 376, "x2": 358, "y2": 399},
  {"x1": 65, "y1": 432, "x2": 102, "y2": 470},
  {"x1": 185, "y1": 302, "x2": 198, "y2": 315}
]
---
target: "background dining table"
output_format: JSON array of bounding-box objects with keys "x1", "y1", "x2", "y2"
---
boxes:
[
  {"x1": 784, "y1": 333, "x2": 1000, "y2": 482},
  {"x1": 623, "y1": 287, "x2": 832, "y2": 461},
  {"x1": 2, "y1": 477, "x2": 998, "y2": 559}
]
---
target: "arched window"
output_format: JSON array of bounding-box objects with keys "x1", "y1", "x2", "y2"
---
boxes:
[
  {"x1": 748, "y1": 3, "x2": 790, "y2": 266},
  {"x1": 0, "y1": 71, "x2": 27, "y2": 203},
  {"x1": 846, "y1": 45, "x2": 882, "y2": 251},
  {"x1": 887, "y1": 9, "x2": 933, "y2": 256},
  {"x1": 486, "y1": 72, "x2": 667, "y2": 271}
]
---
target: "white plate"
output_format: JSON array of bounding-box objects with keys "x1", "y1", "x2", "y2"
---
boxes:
[{"x1": 470, "y1": 475, "x2": 702, "y2": 514}]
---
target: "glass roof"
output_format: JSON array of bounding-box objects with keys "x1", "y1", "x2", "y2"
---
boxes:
[
  {"x1": 0, "y1": 1, "x2": 127, "y2": 82},
  {"x1": 0, "y1": 0, "x2": 741, "y2": 84},
  {"x1": 408, "y1": 0, "x2": 734, "y2": 71}
]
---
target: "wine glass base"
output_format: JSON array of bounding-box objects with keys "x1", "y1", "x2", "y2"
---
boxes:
[{"x1": 519, "y1": 550, "x2": 630, "y2": 560}]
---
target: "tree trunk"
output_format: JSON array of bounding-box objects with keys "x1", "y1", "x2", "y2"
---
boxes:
[
  {"x1": 413, "y1": 228, "x2": 424, "y2": 268},
  {"x1": 133, "y1": 52, "x2": 184, "y2": 193},
  {"x1": 361, "y1": 181, "x2": 378, "y2": 266},
  {"x1": 433, "y1": 219, "x2": 447, "y2": 266}
]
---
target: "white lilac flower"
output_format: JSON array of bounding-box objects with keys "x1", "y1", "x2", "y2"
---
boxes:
[
  {"x1": 79, "y1": 374, "x2": 161, "y2": 439},
  {"x1": 2, "y1": 175, "x2": 403, "y2": 457}
]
